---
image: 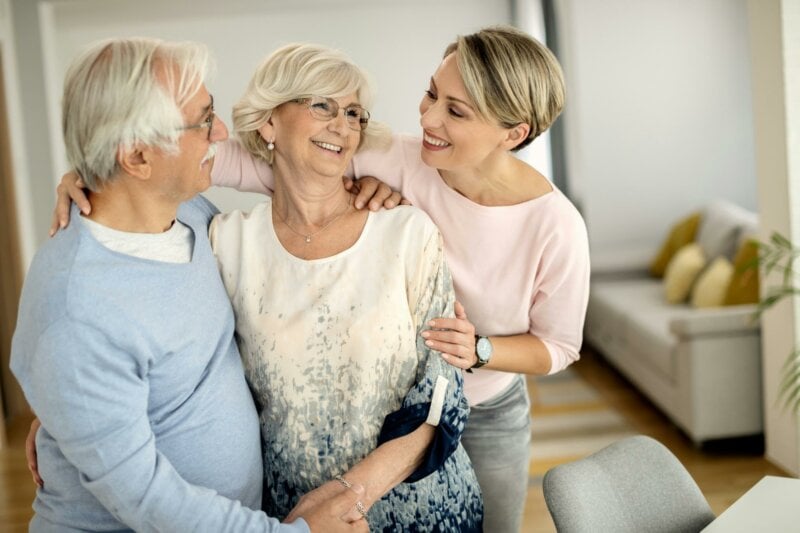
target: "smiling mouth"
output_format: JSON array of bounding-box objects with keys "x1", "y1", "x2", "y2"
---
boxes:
[
  {"x1": 423, "y1": 132, "x2": 450, "y2": 148},
  {"x1": 313, "y1": 140, "x2": 343, "y2": 153}
]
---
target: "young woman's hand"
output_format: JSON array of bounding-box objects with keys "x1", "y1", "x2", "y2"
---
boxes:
[
  {"x1": 344, "y1": 176, "x2": 407, "y2": 210},
  {"x1": 50, "y1": 171, "x2": 91, "y2": 236},
  {"x1": 422, "y1": 301, "x2": 478, "y2": 370}
]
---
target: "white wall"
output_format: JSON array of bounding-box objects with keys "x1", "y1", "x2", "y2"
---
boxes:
[
  {"x1": 20, "y1": 0, "x2": 511, "y2": 220},
  {"x1": 555, "y1": 0, "x2": 758, "y2": 261},
  {"x1": 748, "y1": 0, "x2": 800, "y2": 476}
]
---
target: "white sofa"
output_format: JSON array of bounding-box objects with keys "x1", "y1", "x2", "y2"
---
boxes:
[{"x1": 585, "y1": 202, "x2": 763, "y2": 444}]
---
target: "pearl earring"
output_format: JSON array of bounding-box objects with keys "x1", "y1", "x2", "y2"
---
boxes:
[{"x1": 267, "y1": 140, "x2": 275, "y2": 151}]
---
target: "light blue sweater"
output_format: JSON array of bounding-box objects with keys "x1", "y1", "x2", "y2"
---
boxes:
[{"x1": 11, "y1": 197, "x2": 307, "y2": 533}]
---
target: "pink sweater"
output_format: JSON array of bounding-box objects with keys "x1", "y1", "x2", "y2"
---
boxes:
[{"x1": 212, "y1": 135, "x2": 590, "y2": 406}]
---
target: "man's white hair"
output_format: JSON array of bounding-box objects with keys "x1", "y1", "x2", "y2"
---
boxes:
[{"x1": 62, "y1": 37, "x2": 211, "y2": 191}]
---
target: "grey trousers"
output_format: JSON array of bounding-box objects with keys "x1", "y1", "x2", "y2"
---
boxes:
[{"x1": 461, "y1": 375, "x2": 531, "y2": 533}]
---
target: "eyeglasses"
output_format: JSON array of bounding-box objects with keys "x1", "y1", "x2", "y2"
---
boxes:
[
  {"x1": 294, "y1": 96, "x2": 370, "y2": 131},
  {"x1": 179, "y1": 94, "x2": 216, "y2": 141}
]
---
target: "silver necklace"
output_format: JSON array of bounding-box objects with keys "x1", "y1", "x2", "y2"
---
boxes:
[{"x1": 274, "y1": 195, "x2": 352, "y2": 244}]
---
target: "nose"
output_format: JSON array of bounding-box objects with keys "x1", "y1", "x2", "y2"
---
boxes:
[
  {"x1": 210, "y1": 115, "x2": 229, "y2": 142},
  {"x1": 419, "y1": 99, "x2": 442, "y2": 130},
  {"x1": 327, "y1": 110, "x2": 350, "y2": 135}
]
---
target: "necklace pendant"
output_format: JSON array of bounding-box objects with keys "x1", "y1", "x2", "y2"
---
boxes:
[{"x1": 305, "y1": 236, "x2": 312, "y2": 243}]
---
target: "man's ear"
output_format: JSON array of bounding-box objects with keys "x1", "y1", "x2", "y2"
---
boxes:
[
  {"x1": 117, "y1": 144, "x2": 152, "y2": 181},
  {"x1": 504, "y1": 123, "x2": 531, "y2": 151}
]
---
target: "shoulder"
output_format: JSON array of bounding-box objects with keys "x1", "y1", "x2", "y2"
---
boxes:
[
  {"x1": 179, "y1": 194, "x2": 220, "y2": 224},
  {"x1": 372, "y1": 204, "x2": 439, "y2": 238},
  {"x1": 209, "y1": 201, "x2": 270, "y2": 254}
]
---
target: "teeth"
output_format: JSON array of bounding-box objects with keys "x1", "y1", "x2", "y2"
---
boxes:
[
  {"x1": 313, "y1": 141, "x2": 343, "y2": 153},
  {"x1": 424, "y1": 133, "x2": 450, "y2": 147}
]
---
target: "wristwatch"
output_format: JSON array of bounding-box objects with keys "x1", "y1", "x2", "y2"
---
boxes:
[{"x1": 468, "y1": 335, "x2": 493, "y2": 372}]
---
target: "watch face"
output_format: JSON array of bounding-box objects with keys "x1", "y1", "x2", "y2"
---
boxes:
[{"x1": 476, "y1": 337, "x2": 492, "y2": 362}]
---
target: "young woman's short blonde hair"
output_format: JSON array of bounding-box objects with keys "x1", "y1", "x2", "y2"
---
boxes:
[
  {"x1": 233, "y1": 43, "x2": 390, "y2": 164},
  {"x1": 444, "y1": 25, "x2": 565, "y2": 151}
]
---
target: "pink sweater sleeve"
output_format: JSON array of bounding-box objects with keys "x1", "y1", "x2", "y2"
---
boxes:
[
  {"x1": 211, "y1": 140, "x2": 275, "y2": 195},
  {"x1": 211, "y1": 135, "x2": 416, "y2": 195},
  {"x1": 531, "y1": 207, "x2": 591, "y2": 375}
]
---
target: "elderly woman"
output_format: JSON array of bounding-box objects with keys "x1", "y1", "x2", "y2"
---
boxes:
[{"x1": 208, "y1": 43, "x2": 482, "y2": 531}]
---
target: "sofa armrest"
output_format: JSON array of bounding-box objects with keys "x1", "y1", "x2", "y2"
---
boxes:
[
  {"x1": 591, "y1": 246, "x2": 654, "y2": 280},
  {"x1": 669, "y1": 305, "x2": 760, "y2": 338}
]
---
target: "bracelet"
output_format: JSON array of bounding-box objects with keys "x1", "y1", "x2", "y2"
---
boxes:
[{"x1": 334, "y1": 475, "x2": 368, "y2": 518}]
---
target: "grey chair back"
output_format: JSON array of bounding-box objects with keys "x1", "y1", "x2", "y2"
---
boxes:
[{"x1": 542, "y1": 435, "x2": 715, "y2": 532}]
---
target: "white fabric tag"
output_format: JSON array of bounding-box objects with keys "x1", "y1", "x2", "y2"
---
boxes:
[{"x1": 425, "y1": 375, "x2": 449, "y2": 426}]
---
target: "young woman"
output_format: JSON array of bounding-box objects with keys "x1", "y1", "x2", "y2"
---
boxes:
[{"x1": 211, "y1": 26, "x2": 590, "y2": 532}]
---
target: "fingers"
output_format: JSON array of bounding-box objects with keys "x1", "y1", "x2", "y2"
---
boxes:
[
  {"x1": 454, "y1": 301, "x2": 468, "y2": 320},
  {"x1": 369, "y1": 182, "x2": 394, "y2": 211},
  {"x1": 439, "y1": 351, "x2": 475, "y2": 370},
  {"x1": 26, "y1": 418, "x2": 42, "y2": 488},
  {"x1": 51, "y1": 174, "x2": 89, "y2": 236},
  {"x1": 353, "y1": 177, "x2": 379, "y2": 210},
  {"x1": 342, "y1": 176, "x2": 356, "y2": 192},
  {"x1": 426, "y1": 317, "x2": 475, "y2": 334}
]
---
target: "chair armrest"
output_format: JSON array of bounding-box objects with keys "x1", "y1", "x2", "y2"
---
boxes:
[{"x1": 669, "y1": 305, "x2": 760, "y2": 338}]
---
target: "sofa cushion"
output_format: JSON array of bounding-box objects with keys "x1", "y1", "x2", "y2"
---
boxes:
[
  {"x1": 725, "y1": 238, "x2": 760, "y2": 305},
  {"x1": 691, "y1": 257, "x2": 734, "y2": 308},
  {"x1": 649, "y1": 212, "x2": 702, "y2": 277},
  {"x1": 663, "y1": 243, "x2": 706, "y2": 303},
  {"x1": 696, "y1": 200, "x2": 758, "y2": 261}
]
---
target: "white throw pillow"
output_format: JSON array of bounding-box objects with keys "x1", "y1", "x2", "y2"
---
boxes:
[
  {"x1": 691, "y1": 257, "x2": 734, "y2": 308},
  {"x1": 696, "y1": 200, "x2": 758, "y2": 261},
  {"x1": 663, "y1": 243, "x2": 706, "y2": 304}
]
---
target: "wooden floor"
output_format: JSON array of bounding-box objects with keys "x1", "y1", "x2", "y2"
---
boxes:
[{"x1": 0, "y1": 348, "x2": 789, "y2": 532}]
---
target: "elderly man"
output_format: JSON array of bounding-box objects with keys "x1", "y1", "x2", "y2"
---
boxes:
[{"x1": 11, "y1": 38, "x2": 366, "y2": 533}]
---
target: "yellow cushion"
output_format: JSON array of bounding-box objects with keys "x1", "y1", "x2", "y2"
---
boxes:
[
  {"x1": 663, "y1": 243, "x2": 706, "y2": 303},
  {"x1": 724, "y1": 239, "x2": 760, "y2": 305},
  {"x1": 691, "y1": 257, "x2": 734, "y2": 308},
  {"x1": 649, "y1": 212, "x2": 702, "y2": 277}
]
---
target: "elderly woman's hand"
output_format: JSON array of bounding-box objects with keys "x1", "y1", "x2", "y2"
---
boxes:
[
  {"x1": 421, "y1": 301, "x2": 478, "y2": 370},
  {"x1": 50, "y1": 171, "x2": 90, "y2": 236},
  {"x1": 285, "y1": 479, "x2": 366, "y2": 525},
  {"x1": 344, "y1": 176, "x2": 407, "y2": 211}
]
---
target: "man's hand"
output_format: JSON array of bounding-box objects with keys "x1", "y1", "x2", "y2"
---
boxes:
[
  {"x1": 289, "y1": 480, "x2": 368, "y2": 532},
  {"x1": 26, "y1": 417, "x2": 43, "y2": 487},
  {"x1": 50, "y1": 172, "x2": 90, "y2": 236},
  {"x1": 344, "y1": 176, "x2": 407, "y2": 211}
]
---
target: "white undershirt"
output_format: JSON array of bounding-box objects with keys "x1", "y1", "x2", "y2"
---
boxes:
[{"x1": 81, "y1": 215, "x2": 194, "y2": 263}]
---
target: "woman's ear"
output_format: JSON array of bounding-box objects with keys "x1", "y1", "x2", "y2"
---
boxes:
[
  {"x1": 504, "y1": 123, "x2": 531, "y2": 150},
  {"x1": 117, "y1": 144, "x2": 152, "y2": 181},
  {"x1": 258, "y1": 117, "x2": 275, "y2": 145}
]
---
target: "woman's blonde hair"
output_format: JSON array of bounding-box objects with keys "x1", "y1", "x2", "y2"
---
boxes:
[
  {"x1": 444, "y1": 25, "x2": 565, "y2": 150},
  {"x1": 233, "y1": 43, "x2": 390, "y2": 164}
]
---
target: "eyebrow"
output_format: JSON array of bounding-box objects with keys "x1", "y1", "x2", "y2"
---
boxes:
[
  {"x1": 430, "y1": 77, "x2": 475, "y2": 110},
  {"x1": 200, "y1": 94, "x2": 214, "y2": 119}
]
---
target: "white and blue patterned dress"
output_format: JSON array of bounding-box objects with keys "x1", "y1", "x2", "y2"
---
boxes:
[{"x1": 211, "y1": 200, "x2": 483, "y2": 532}]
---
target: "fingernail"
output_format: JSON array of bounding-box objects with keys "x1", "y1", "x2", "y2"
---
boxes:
[
  {"x1": 428, "y1": 320, "x2": 435, "y2": 327},
  {"x1": 425, "y1": 340, "x2": 433, "y2": 347},
  {"x1": 421, "y1": 331, "x2": 430, "y2": 339},
  {"x1": 59, "y1": 221, "x2": 66, "y2": 228}
]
